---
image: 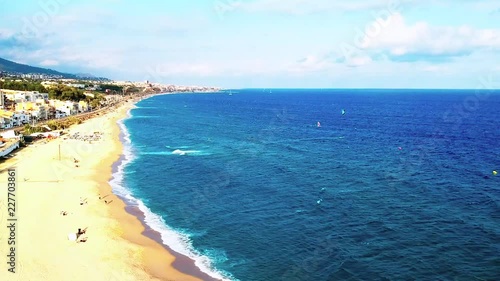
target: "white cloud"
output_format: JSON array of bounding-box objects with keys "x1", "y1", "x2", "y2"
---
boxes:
[
  {"x1": 421, "y1": 65, "x2": 451, "y2": 74},
  {"x1": 56, "y1": 47, "x2": 123, "y2": 69},
  {"x1": 0, "y1": 28, "x2": 15, "y2": 39},
  {"x1": 238, "y1": 0, "x2": 499, "y2": 15},
  {"x1": 39, "y1": 59, "x2": 59, "y2": 66},
  {"x1": 238, "y1": 0, "x2": 411, "y2": 14},
  {"x1": 287, "y1": 55, "x2": 334, "y2": 74},
  {"x1": 359, "y1": 13, "x2": 500, "y2": 56},
  {"x1": 144, "y1": 59, "x2": 285, "y2": 81},
  {"x1": 5, "y1": 44, "x2": 124, "y2": 73},
  {"x1": 345, "y1": 55, "x2": 373, "y2": 67},
  {"x1": 150, "y1": 63, "x2": 221, "y2": 77}
]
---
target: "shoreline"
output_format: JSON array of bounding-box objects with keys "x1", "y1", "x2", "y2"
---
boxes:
[
  {"x1": 112, "y1": 114, "x2": 222, "y2": 281},
  {"x1": 0, "y1": 94, "x2": 217, "y2": 281}
]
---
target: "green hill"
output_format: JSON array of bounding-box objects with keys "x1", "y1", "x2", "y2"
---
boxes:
[{"x1": 0, "y1": 57, "x2": 76, "y2": 78}]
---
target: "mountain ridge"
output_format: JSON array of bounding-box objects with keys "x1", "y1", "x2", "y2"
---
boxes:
[{"x1": 0, "y1": 57, "x2": 108, "y2": 80}]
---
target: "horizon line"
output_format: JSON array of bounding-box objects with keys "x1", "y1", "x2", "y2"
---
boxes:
[{"x1": 220, "y1": 88, "x2": 499, "y2": 91}]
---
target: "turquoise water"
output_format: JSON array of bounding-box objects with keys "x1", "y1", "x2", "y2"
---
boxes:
[{"x1": 112, "y1": 89, "x2": 500, "y2": 280}]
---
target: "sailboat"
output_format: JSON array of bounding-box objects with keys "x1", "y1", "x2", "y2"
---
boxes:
[
  {"x1": 341, "y1": 109, "x2": 345, "y2": 115},
  {"x1": 317, "y1": 121, "x2": 321, "y2": 127},
  {"x1": 229, "y1": 90, "x2": 233, "y2": 96}
]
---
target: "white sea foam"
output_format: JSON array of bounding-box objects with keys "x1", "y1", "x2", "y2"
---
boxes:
[
  {"x1": 140, "y1": 149, "x2": 211, "y2": 156},
  {"x1": 130, "y1": 115, "x2": 161, "y2": 118},
  {"x1": 171, "y1": 149, "x2": 203, "y2": 155},
  {"x1": 136, "y1": 200, "x2": 236, "y2": 281},
  {"x1": 110, "y1": 113, "x2": 236, "y2": 281}
]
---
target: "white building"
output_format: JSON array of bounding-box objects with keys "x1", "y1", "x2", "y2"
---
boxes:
[
  {"x1": 55, "y1": 110, "x2": 67, "y2": 119},
  {"x1": 0, "y1": 110, "x2": 13, "y2": 129},
  {"x1": 9, "y1": 112, "x2": 31, "y2": 126},
  {"x1": 55, "y1": 101, "x2": 78, "y2": 116},
  {"x1": 56, "y1": 106, "x2": 71, "y2": 116},
  {"x1": 29, "y1": 105, "x2": 48, "y2": 120},
  {"x1": 10, "y1": 91, "x2": 49, "y2": 103},
  {"x1": 77, "y1": 102, "x2": 88, "y2": 113},
  {"x1": 67, "y1": 83, "x2": 86, "y2": 89},
  {"x1": 66, "y1": 101, "x2": 79, "y2": 114}
]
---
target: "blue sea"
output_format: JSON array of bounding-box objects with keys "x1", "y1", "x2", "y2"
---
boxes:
[{"x1": 111, "y1": 89, "x2": 500, "y2": 281}]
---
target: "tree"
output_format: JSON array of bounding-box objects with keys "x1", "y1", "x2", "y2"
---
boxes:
[
  {"x1": 97, "y1": 84, "x2": 123, "y2": 93},
  {"x1": 0, "y1": 79, "x2": 46, "y2": 92},
  {"x1": 48, "y1": 84, "x2": 86, "y2": 101}
]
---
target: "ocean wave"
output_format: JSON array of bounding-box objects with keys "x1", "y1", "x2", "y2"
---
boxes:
[
  {"x1": 166, "y1": 145, "x2": 191, "y2": 149},
  {"x1": 136, "y1": 201, "x2": 237, "y2": 281},
  {"x1": 130, "y1": 115, "x2": 161, "y2": 118},
  {"x1": 110, "y1": 115, "x2": 234, "y2": 281},
  {"x1": 140, "y1": 149, "x2": 212, "y2": 156},
  {"x1": 172, "y1": 149, "x2": 202, "y2": 155}
]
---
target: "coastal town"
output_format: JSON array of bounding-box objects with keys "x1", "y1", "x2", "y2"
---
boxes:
[{"x1": 0, "y1": 71, "x2": 221, "y2": 158}]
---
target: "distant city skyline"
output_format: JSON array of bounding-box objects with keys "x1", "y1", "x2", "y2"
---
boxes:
[{"x1": 0, "y1": 0, "x2": 499, "y2": 89}]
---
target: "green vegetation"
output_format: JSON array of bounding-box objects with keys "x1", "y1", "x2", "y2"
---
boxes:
[
  {"x1": 46, "y1": 120, "x2": 64, "y2": 130},
  {"x1": 88, "y1": 94, "x2": 105, "y2": 109},
  {"x1": 0, "y1": 80, "x2": 46, "y2": 92},
  {"x1": 22, "y1": 124, "x2": 45, "y2": 135},
  {"x1": 66, "y1": 116, "x2": 83, "y2": 125},
  {"x1": 48, "y1": 84, "x2": 86, "y2": 101},
  {"x1": 47, "y1": 84, "x2": 106, "y2": 108},
  {"x1": 125, "y1": 86, "x2": 141, "y2": 93},
  {"x1": 98, "y1": 84, "x2": 123, "y2": 93}
]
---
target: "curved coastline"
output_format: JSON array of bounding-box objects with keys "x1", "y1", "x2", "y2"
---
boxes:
[
  {"x1": 0, "y1": 94, "x2": 204, "y2": 281},
  {"x1": 112, "y1": 95, "x2": 230, "y2": 281},
  {"x1": 0, "y1": 92, "x2": 231, "y2": 281}
]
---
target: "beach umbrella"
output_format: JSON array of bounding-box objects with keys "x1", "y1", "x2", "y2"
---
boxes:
[{"x1": 67, "y1": 233, "x2": 77, "y2": 241}]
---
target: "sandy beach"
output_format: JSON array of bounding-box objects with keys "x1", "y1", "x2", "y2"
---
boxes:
[{"x1": 0, "y1": 98, "x2": 202, "y2": 281}]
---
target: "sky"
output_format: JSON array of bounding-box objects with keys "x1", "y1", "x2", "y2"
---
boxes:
[{"x1": 0, "y1": 0, "x2": 499, "y2": 88}]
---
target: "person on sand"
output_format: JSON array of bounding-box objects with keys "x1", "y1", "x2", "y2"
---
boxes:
[
  {"x1": 77, "y1": 228, "x2": 87, "y2": 239},
  {"x1": 80, "y1": 198, "x2": 87, "y2": 205}
]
